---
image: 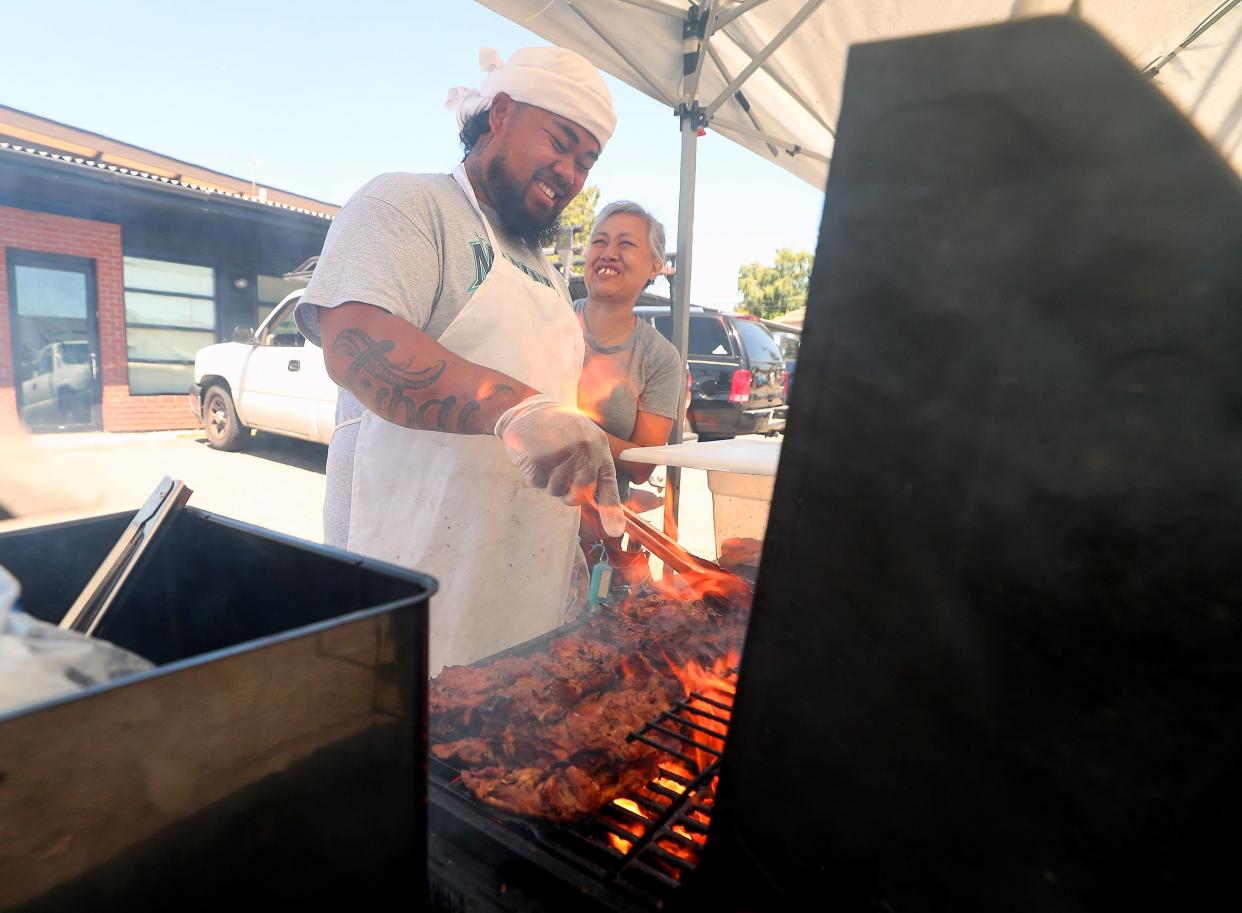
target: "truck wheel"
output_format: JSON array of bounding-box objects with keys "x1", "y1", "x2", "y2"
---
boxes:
[
  {"x1": 203, "y1": 385, "x2": 249, "y2": 451},
  {"x1": 58, "y1": 387, "x2": 91, "y2": 424}
]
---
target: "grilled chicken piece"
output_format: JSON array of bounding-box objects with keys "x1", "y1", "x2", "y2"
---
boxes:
[
  {"x1": 498, "y1": 674, "x2": 580, "y2": 729},
  {"x1": 429, "y1": 656, "x2": 537, "y2": 739},
  {"x1": 501, "y1": 719, "x2": 576, "y2": 768},
  {"x1": 431, "y1": 737, "x2": 497, "y2": 768},
  {"x1": 564, "y1": 687, "x2": 672, "y2": 760},
  {"x1": 431, "y1": 590, "x2": 750, "y2": 822},
  {"x1": 462, "y1": 754, "x2": 664, "y2": 823},
  {"x1": 459, "y1": 767, "x2": 546, "y2": 818},
  {"x1": 534, "y1": 636, "x2": 620, "y2": 695},
  {"x1": 538, "y1": 765, "x2": 602, "y2": 820}
]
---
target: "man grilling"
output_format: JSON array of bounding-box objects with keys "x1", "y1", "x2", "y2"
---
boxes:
[{"x1": 295, "y1": 47, "x2": 623, "y2": 673}]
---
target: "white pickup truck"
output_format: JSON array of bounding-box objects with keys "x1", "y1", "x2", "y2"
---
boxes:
[
  {"x1": 190, "y1": 290, "x2": 338, "y2": 450},
  {"x1": 21, "y1": 341, "x2": 96, "y2": 425}
]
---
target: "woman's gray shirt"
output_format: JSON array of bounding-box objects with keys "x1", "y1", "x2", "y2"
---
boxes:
[{"x1": 572, "y1": 297, "x2": 685, "y2": 493}]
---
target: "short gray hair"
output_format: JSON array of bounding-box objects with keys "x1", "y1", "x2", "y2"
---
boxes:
[{"x1": 590, "y1": 200, "x2": 666, "y2": 267}]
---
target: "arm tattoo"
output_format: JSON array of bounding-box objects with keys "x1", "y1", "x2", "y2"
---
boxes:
[
  {"x1": 456, "y1": 400, "x2": 481, "y2": 433},
  {"x1": 332, "y1": 327, "x2": 515, "y2": 433},
  {"x1": 455, "y1": 384, "x2": 515, "y2": 433},
  {"x1": 416, "y1": 395, "x2": 457, "y2": 432},
  {"x1": 335, "y1": 328, "x2": 444, "y2": 390}
]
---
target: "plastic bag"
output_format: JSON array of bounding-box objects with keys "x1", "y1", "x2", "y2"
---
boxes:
[
  {"x1": 0, "y1": 564, "x2": 154, "y2": 716},
  {"x1": 562, "y1": 546, "x2": 591, "y2": 625}
]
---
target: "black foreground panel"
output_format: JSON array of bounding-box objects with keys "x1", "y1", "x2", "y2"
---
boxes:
[{"x1": 695, "y1": 16, "x2": 1242, "y2": 913}]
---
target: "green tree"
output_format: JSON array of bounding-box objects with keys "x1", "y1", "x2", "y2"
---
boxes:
[
  {"x1": 560, "y1": 185, "x2": 600, "y2": 236},
  {"x1": 549, "y1": 185, "x2": 601, "y2": 276},
  {"x1": 737, "y1": 248, "x2": 814, "y2": 318}
]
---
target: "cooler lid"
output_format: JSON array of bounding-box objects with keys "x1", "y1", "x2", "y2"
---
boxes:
[{"x1": 619, "y1": 438, "x2": 781, "y2": 476}]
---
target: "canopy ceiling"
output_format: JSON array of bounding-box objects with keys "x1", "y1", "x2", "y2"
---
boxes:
[{"x1": 477, "y1": 0, "x2": 1242, "y2": 184}]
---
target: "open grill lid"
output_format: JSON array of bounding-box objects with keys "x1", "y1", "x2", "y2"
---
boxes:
[{"x1": 691, "y1": 16, "x2": 1242, "y2": 913}]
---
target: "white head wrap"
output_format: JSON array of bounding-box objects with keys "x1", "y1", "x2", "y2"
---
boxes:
[{"x1": 445, "y1": 46, "x2": 616, "y2": 151}]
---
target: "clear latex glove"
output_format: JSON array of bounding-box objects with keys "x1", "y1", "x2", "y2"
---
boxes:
[{"x1": 494, "y1": 394, "x2": 625, "y2": 537}]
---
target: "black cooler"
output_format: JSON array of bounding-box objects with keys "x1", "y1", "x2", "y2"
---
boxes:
[{"x1": 0, "y1": 507, "x2": 433, "y2": 910}]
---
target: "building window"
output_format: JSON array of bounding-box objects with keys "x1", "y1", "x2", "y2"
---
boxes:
[
  {"x1": 123, "y1": 257, "x2": 216, "y2": 395},
  {"x1": 257, "y1": 274, "x2": 305, "y2": 326}
]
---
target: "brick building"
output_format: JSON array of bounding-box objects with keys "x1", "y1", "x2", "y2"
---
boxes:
[{"x1": 0, "y1": 105, "x2": 337, "y2": 432}]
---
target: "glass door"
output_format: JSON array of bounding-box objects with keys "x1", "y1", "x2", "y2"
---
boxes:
[{"x1": 7, "y1": 251, "x2": 102, "y2": 432}]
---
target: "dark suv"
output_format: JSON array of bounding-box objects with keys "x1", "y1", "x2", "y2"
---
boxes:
[{"x1": 636, "y1": 306, "x2": 787, "y2": 441}]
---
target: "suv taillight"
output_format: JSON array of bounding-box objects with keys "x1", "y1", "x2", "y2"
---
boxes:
[{"x1": 728, "y1": 369, "x2": 752, "y2": 404}]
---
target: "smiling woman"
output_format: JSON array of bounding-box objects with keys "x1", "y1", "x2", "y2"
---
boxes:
[{"x1": 575, "y1": 201, "x2": 685, "y2": 540}]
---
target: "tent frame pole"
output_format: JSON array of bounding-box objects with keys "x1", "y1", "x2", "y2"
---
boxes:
[
  {"x1": 703, "y1": 0, "x2": 826, "y2": 118},
  {"x1": 664, "y1": 106, "x2": 701, "y2": 535},
  {"x1": 663, "y1": 2, "x2": 712, "y2": 534},
  {"x1": 710, "y1": 118, "x2": 831, "y2": 162},
  {"x1": 565, "y1": 0, "x2": 678, "y2": 106},
  {"x1": 614, "y1": 0, "x2": 683, "y2": 16},
  {"x1": 717, "y1": 23, "x2": 836, "y2": 135},
  {"x1": 670, "y1": 110, "x2": 699, "y2": 433},
  {"x1": 712, "y1": 0, "x2": 772, "y2": 32}
]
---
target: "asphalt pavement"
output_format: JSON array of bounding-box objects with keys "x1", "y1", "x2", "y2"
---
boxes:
[{"x1": 0, "y1": 428, "x2": 724, "y2": 563}]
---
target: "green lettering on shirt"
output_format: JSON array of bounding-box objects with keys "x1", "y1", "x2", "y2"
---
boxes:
[
  {"x1": 466, "y1": 238, "x2": 552, "y2": 292},
  {"x1": 503, "y1": 252, "x2": 554, "y2": 289},
  {"x1": 467, "y1": 234, "x2": 494, "y2": 292}
]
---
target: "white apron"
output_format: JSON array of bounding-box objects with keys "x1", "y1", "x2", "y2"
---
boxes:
[{"x1": 347, "y1": 165, "x2": 585, "y2": 674}]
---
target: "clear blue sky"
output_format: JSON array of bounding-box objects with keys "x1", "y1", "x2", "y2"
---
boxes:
[{"x1": 2, "y1": 0, "x2": 825, "y2": 307}]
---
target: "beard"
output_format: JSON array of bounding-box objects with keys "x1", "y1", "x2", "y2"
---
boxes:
[{"x1": 485, "y1": 154, "x2": 564, "y2": 249}]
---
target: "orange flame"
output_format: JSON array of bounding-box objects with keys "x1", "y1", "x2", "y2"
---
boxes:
[
  {"x1": 672, "y1": 824, "x2": 700, "y2": 842},
  {"x1": 660, "y1": 650, "x2": 741, "y2": 699},
  {"x1": 661, "y1": 761, "x2": 696, "y2": 780},
  {"x1": 606, "y1": 797, "x2": 649, "y2": 855},
  {"x1": 599, "y1": 669, "x2": 737, "y2": 864},
  {"x1": 659, "y1": 841, "x2": 696, "y2": 862},
  {"x1": 599, "y1": 659, "x2": 740, "y2": 867},
  {"x1": 654, "y1": 656, "x2": 740, "y2": 772},
  {"x1": 658, "y1": 825, "x2": 704, "y2": 863},
  {"x1": 621, "y1": 552, "x2": 751, "y2": 609},
  {"x1": 613, "y1": 797, "x2": 649, "y2": 820}
]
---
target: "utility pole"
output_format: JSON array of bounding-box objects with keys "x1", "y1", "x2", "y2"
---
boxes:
[{"x1": 555, "y1": 224, "x2": 586, "y2": 282}]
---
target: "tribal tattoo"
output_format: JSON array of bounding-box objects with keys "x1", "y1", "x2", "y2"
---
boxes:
[{"x1": 332, "y1": 327, "x2": 513, "y2": 433}]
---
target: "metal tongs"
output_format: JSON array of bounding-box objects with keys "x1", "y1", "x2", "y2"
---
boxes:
[
  {"x1": 59, "y1": 476, "x2": 192, "y2": 635},
  {"x1": 620, "y1": 504, "x2": 752, "y2": 609}
]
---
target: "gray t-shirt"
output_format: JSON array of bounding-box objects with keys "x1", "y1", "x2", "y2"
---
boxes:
[
  {"x1": 572, "y1": 297, "x2": 684, "y2": 494},
  {"x1": 296, "y1": 171, "x2": 563, "y2": 345},
  {"x1": 296, "y1": 172, "x2": 566, "y2": 547}
]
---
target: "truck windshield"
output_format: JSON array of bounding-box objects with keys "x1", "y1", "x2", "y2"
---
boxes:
[
  {"x1": 652, "y1": 315, "x2": 733, "y2": 357},
  {"x1": 59, "y1": 344, "x2": 91, "y2": 364},
  {"x1": 733, "y1": 319, "x2": 783, "y2": 364}
]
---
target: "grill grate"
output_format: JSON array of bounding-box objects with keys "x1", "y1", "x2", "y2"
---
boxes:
[
  {"x1": 429, "y1": 670, "x2": 738, "y2": 906},
  {"x1": 606, "y1": 677, "x2": 735, "y2": 892},
  {"x1": 429, "y1": 670, "x2": 735, "y2": 909}
]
